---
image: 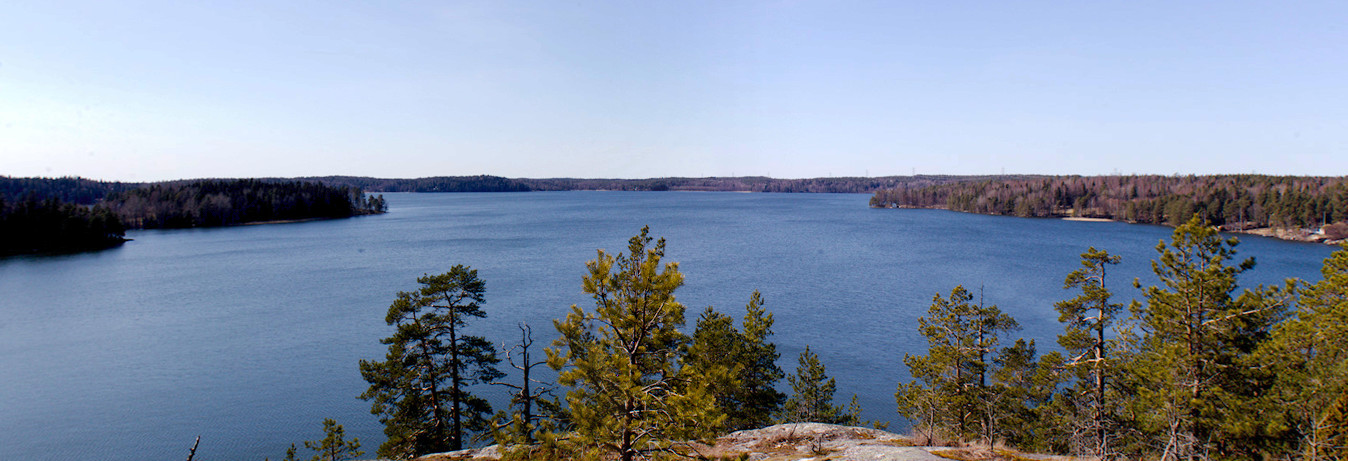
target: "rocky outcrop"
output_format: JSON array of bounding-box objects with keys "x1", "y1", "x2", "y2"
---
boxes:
[
  {"x1": 1221, "y1": 226, "x2": 1347, "y2": 245},
  {"x1": 705, "y1": 423, "x2": 947, "y2": 460},
  {"x1": 416, "y1": 423, "x2": 947, "y2": 460}
]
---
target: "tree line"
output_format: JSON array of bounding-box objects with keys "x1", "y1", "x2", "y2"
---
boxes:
[
  {"x1": 341, "y1": 221, "x2": 1347, "y2": 461},
  {"x1": 0, "y1": 193, "x2": 127, "y2": 255},
  {"x1": 0, "y1": 176, "x2": 136, "y2": 205},
  {"x1": 103, "y1": 179, "x2": 385, "y2": 229},
  {"x1": 296, "y1": 174, "x2": 1023, "y2": 194},
  {"x1": 1, "y1": 178, "x2": 386, "y2": 253},
  {"x1": 870, "y1": 174, "x2": 1348, "y2": 230}
]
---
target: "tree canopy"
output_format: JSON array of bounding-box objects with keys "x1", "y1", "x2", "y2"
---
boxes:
[
  {"x1": 360, "y1": 266, "x2": 502, "y2": 459},
  {"x1": 546, "y1": 227, "x2": 720, "y2": 461}
]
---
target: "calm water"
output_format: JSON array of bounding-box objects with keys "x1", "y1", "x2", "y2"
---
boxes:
[{"x1": 0, "y1": 192, "x2": 1336, "y2": 460}]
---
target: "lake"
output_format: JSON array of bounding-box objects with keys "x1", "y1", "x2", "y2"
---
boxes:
[{"x1": 0, "y1": 192, "x2": 1335, "y2": 460}]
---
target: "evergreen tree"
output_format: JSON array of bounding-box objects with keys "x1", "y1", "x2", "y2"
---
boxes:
[
  {"x1": 778, "y1": 346, "x2": 857, "y2": 425},
  {"x1": 1256, "y1": 244, "x2": 1348, "y2": 459},
  {"x1": 302, "y1": 419, "x2": 363, "y2": 461},
  {"x1": 546, "y1": 227, "x2": 719, "y2": 461},
  {"x1": 1317, "y1": 392, "x2": 1348, "y2": 460},
  {"x1": 986, "y1": 339, "x2": 1064, "y2": 453},
  {"x1": 360, "y1": 266, "x2": 503, "y2": 459},
  {"x1": 1130, "y1": 216, "x2": 1288, "y2": 460},
  {"x1": 685, "y1": 290, "x2": 787, "y2": 433},
  {"x1": 896, "y1": 286, "x2": 1018, "y2": 444},
  {"x1": 1054, "y1": 247, "x2": 1125, "y2": 457}
]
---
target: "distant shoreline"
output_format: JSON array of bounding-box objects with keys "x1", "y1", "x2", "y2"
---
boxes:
[
  {"x1": 1053, "y1": 215, "x2": 1343, "y2": 245},
  {"x1": 240, "y1": 217, "x2": 328, "y2": 226}
]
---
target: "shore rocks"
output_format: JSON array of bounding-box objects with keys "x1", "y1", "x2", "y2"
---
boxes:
[{"x1": 415, "y1": 423, "x2": 947, "y2": 461}]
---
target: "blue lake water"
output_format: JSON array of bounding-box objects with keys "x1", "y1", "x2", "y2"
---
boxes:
[{"x1": 0, "y1": 192, "x2": 1336, "y2": 460}]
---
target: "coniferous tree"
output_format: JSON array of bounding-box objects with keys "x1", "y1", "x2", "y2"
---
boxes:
[
  {"x1": 897, "y1": 286, "x2": 1019, "y2": 444},
  {"x1": 778, "y1": 346, "x2": 858, "y2": 425},
  {"x1": 360, "y1": 266, "x2": 503, "y2": 459},
  {"x1": 685, "y1": 290, "x2": 786, "y2": 433},
  {"x1": 1054, "y1": 247, "x2": 1125, "y2": 457},
  {"x1": 1317, "y1": 392, "x2": 1348, "y2": 460},
  {"x1": 1130, "y1": 216, "x2": 1289, "y2": 460},
  {"x1": 302, "y1": 419, "x2": 363, "y2": 461},
  {"x1": 1256, "y1": 244, "x2": 1348, "y2": 459},
  {"x1": 986, "y1": 338, "x2": 1064, "y2": 453},
  {"x1": 546, "y1": 227, "x2": 719, "y2": 461}
]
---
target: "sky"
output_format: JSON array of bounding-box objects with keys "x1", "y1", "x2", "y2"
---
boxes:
[{"x1": 1, "y1": 1, "x2": 1346, "y2": 182}]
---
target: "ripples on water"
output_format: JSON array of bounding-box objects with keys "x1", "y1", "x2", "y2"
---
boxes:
[{"x1": 0, "y1": 192, "x2": 1334, "y2": 460}]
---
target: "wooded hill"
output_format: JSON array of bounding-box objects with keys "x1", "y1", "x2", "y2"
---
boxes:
[
  {"x1": 0, "y1": 176, "x2": 136, "y2": 205},
  {"x1": 0, "y1": 177, "x2": 385, "y2": 253},
  {"x1": 870, "y1": 175, "x2": 1348, "y2": 230},
  {"x1": 295, "y1": 174, "x2": 1028, "y2": 193},
  {"x1": 0, "y1": 194, "x2": 127, "y2": 255},
  {"x1": 104, "y1": 179, "x2": 386, "y2": 229}
]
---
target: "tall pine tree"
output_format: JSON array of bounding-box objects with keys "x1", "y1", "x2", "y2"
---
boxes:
[
  {"x1": 1130, "y1": 216, "x2": 1287, "y2": 460},
  {"x1": 360, "y1": 266, "x2": 503, "y2": 459},
  {"x1": 1055, "y1": 247, "x2": 1125, "y2": 457},
  {"x1": 1256, "y1": 244, "x2": 1348, "y2": 459}
]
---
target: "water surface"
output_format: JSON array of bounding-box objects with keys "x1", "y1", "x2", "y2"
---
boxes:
[{"x1": 0, "y1": 192, "x2": 1334, "y2": 460}]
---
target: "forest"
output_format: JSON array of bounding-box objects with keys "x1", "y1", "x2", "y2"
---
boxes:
[
  {"x1": 295, "y1": 174, "x2": 1026, "y2": 193},
  {"x1": 0, "y1": 193, "x2": 126, "y2": 255},
  {"x1": 870, "y1": 175, "x2": 1348, "y2": 231},
  {"x1": 103, "y1": 179, "x2": 386, "y2": 229},
  {"x1": 307, "y1": 221, "x2": 1347, "y2": 461},
  {"x1": 0, "y1": 177, "x2": 385, "y2": 253}
]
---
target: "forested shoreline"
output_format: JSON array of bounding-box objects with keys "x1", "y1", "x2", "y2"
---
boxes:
[
  {"x1": 0, "y1": 194, "x2": 127, "y2": 255},
  {"x1": 284, "y1": 221, "x2": 1347, "y2": 461},
  {"x1": 0, "y1": 177, "x2": 385, "y2": 254},
  {"x1": 291, "y1": 174, "x2": 1023, "y2": 193},
  {"x1": 870, "y1": 175, "x2": 1348, "y2": 239},
  {"x1": 104, "y1": 179, "x2": 386, "y2": 229}
]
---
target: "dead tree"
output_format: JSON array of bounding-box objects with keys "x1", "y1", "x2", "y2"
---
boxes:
[{"x1": 491, "y1": 322, "x2": 555, "y2": 443}]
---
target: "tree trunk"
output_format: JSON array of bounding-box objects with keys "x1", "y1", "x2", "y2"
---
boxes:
[{"x1": 450, "y1": 316, "x2": 463, "y2": 451}]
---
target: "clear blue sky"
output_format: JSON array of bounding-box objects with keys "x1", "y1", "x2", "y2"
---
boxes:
[{"x1": 2, "y1": 1, "x2": 1345, "y2": 181}]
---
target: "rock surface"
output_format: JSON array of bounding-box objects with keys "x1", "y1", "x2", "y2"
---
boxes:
[{"x1": 416, "y1": 423, "x2": 948, "y2": 460}]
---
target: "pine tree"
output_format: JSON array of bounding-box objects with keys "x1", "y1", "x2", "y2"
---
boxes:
[
  {"x1": 986, "y1": 339, "x2": 1064, "y2": 453},
  {"x1": 1317, "y1": 392, "x2": 1348, "y2": 460},
  {"x1": 897, "y1": 286, "x2": 1018, "y2": 444},
  {"x1": 546, "y1": 227, "x2": 720, "y2": 461},
  {"x1": 1256, "y1": 244, "x2": 1348, "y2": 459},
  {"x1": 685, "y1": 290, "x2": 786, "y2": 433},
  {"x1": 1054, "y1": 247, "x2": 1124, "y2": 457},
  {"x1": 360, "y1": 266, "x2": 504, "y2": 459},
  {"x1": 302, "y1": 419, "x2": 363, "y2": 461},
  {"x1": 1131, "y1": 216, "x2": 1288, "y2": 460},
  {"x1": 778, "y1": 346, "x2": 857, "y2": 425}
]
